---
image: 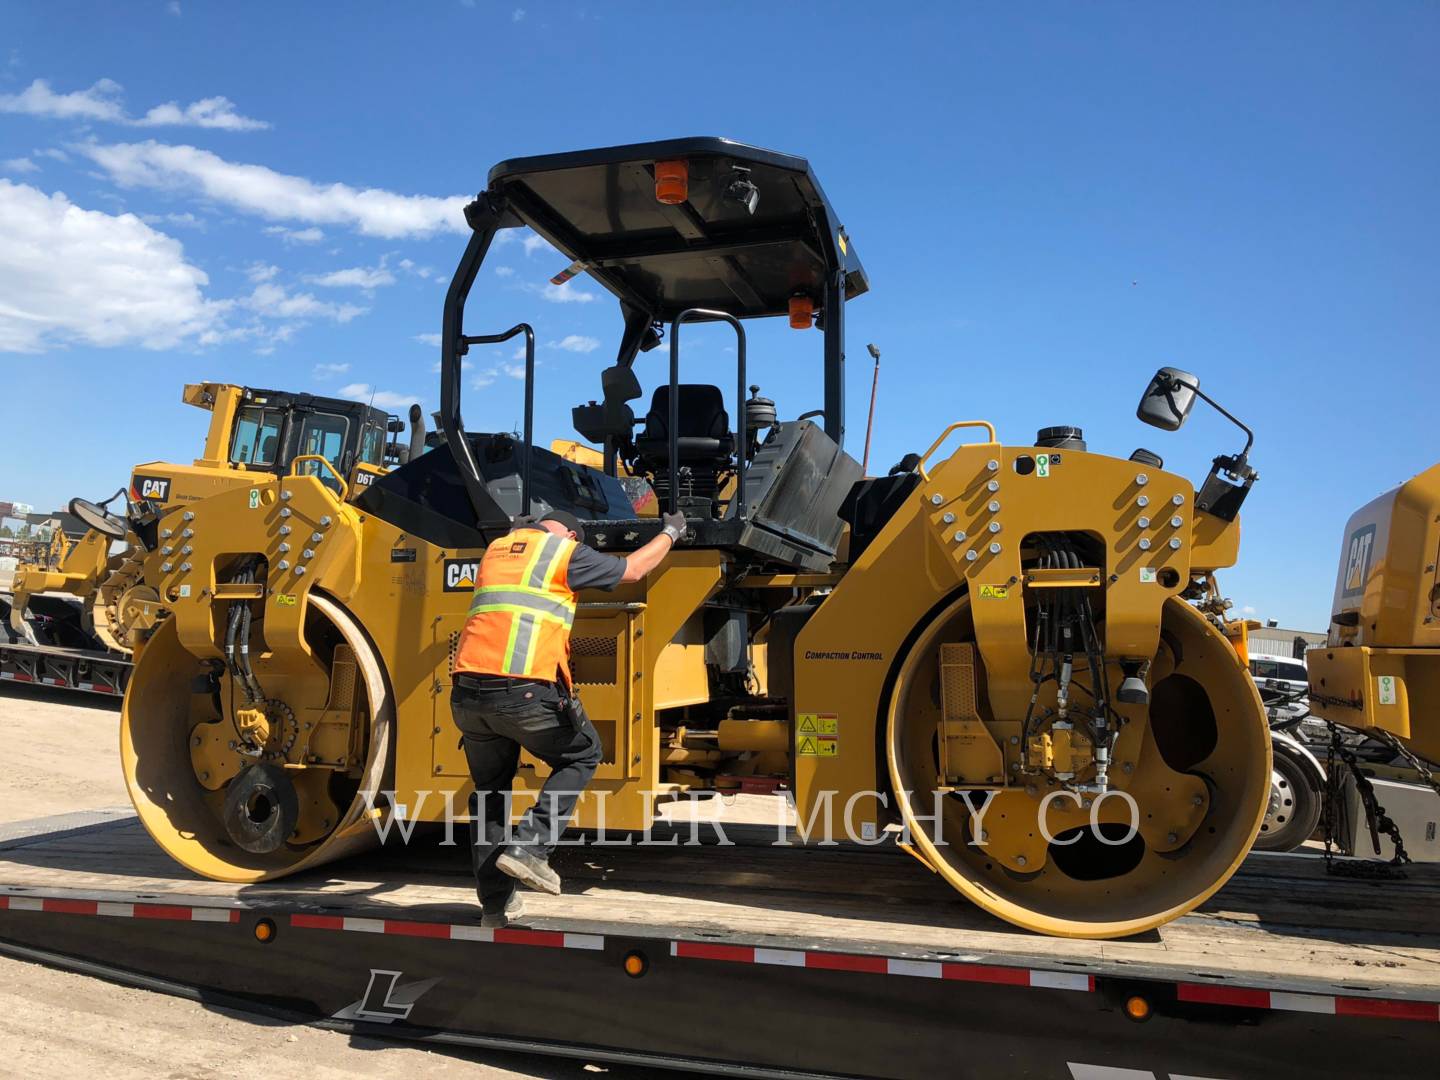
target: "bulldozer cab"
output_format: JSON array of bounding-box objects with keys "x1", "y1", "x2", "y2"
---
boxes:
[
  {"x1": 408, "y1": 137, "x2": 871, "y2": 569},
  {"x1": 219, "y1": 387, "x2": 403, "y2": 496}
]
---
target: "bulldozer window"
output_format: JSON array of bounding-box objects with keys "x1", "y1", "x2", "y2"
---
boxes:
[
  {"x1": 230, "y1": 407, "x2": 284, "y2": 467},
  {"x1": 298, "y1": 412, "x2": 351, "y2": 494},
  {"x1": 359, "y1": 424, "x2": 385, "y2": 466}
]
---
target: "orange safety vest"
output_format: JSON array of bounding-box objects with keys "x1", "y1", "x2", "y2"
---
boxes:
[{"x1": 452, "y1": 528, "x2": 579, "y2": 683}]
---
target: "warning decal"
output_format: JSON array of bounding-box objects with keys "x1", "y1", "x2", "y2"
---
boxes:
[
  {"x1": 1378, "y1": 675, "x2": 1397, "y2": 706},
  {"x1": 797, "y1": 713, "x2": 839, "y2": 755},
  {"x1": 978, "y1": 584, "x2": 1009, "y2": 600}
]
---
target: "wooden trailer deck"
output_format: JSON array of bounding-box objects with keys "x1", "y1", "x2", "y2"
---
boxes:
[{"x1": 4, "y1": 805, "x2": 1439, "y2": 1003}]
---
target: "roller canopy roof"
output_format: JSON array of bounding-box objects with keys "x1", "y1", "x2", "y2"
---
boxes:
[{"x1": 485, "y1": 137, "x2": 869, "y2": 321}]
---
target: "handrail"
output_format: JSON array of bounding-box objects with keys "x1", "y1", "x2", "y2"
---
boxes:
[
  {"x1": 461, "y1": 323, "x2": 536, "y2": 517},
  {"x1": 667, "y1": 309, "x2": 748, "y2": 521},
  {"x1": 916, "y1": 420, "x2": 999, "y2": 481},
  {"x1": 289, "y1": 454, "x2": 350, "y2": 502}
]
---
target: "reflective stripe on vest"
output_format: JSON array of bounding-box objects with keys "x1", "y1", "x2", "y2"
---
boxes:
[{"x1": 452, "y1": 530, "x2": 578, "y2": 681}]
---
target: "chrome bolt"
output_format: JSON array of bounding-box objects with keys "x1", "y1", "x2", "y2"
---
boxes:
[
  {"x1": 953, "y1": 530, "x2": 967, "y2": 542},
  {"x1": 1167, "y1": 832, "x2": 1178, "y2": 844},
  {"x1": 278, "y1": 543, "x2": 290, "y2": 554},
  {"x1": 988, "y1": 500, "x2": 1001, "y2": 513},
  {"x1": 181, "y1": 545, "x2": 192, "y2": 555},
  {"x1": 1010, "y1": 762, "x2": 1020, "y2": 772},
  {"x1": 1138, "y1": 538, "x2": 1152, "y2": 551},
  {"x1": 1170, "y1": 515, "x2": 1183, "y2": 528},
  {"x1": 161, "y1": 562, "x2": 173, "y2": 572},
  {"x1": 988, "y1": 521, "x2": 1001, "y2": 533},
  {"x1": 1169, "y1": 538, "x2": 1182, "y2": 550},
  {"x1": 161, "y1": 545, "x2": 174, "y2": 555},
  {"x1": 279, "y1": 525, "x2": 291, "y2": 536},
  {"x1": 965, "y1": 550, "x2": 979, "y2": 562},
  {"x1": 277, "y1": 560, "x2": 290, "y2": 571},
  {"x1": 1192, "y1": 794, "x2": 1204, "y2": 806},
  {"x1": 1009, "y1": 735, "x2": 1020, "y2": 745},
  {"x1": 160, "y1": 528, "x2": 173, "y2": 539},
  {"x1": 183, "y1": 511, "x2": 195, "y2": 521},
  {"x1": 1172, "y1": 493, "x2": 1184, "y2": 505},
  {"x1": 182, "y1": 528, "x2": 193, "y2": 539},
  {"x1": 320, "y1": 516, "x2": 332, "y2": 527},
  {"x1": 280, "y1": 508, "x2": 291, "y2": 518},
  {"x1": 281, "y1": 490, "x2": 292, "y2": 501},
  {"x1": 987, "y1": 479, "x2": 1000, "y2": 492},
  {"x1": 1016, "y1": 855, "x2": 1028, "y2": 867},
  {"x1": 987, "y1": 459, "x2": 999, "y2": 472},
  {"x1": 942, "y1": 512, "x2": 955, "y2": 524},
  {"x1": 1137, "y1": 494, "x2": 1150, "y2": 508},
  {"x1": 303, "y1": 548, "x2": 315, "y2": 559},
  {"x1": 1123, "y1": 762, "x2": 1134, "y2": 774},
  {"x1": 989, "y1": 542, "x2": 1001, "y2": 554},
  {"x1": 1136, "y1": 473, "x2": 1149, "y2": 486},
  {"x1": 931, "y1": 494, "x2": 944, "y2": 505},
  {"x1": 295, "y1": 565, "x2": 306, "y2": 576},
  {"x1": 1137, "y1": 516, "x2": 1151, "y2": 529},
  {"x1": 180, "y1": 562, "x2": 191, "y2": 572}
]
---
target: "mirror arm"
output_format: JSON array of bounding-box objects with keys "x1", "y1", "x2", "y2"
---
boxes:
[{"x1": 1167, "y1": 375, "x2": 1253, "y2": 463}]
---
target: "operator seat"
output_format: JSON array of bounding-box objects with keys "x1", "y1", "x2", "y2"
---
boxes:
[
  {"x1": 633, "y1": 384, "x2": 735, "y2": 512},
  {"x1": 635, "y1": 384, "x2": 734, "y2": 462}
]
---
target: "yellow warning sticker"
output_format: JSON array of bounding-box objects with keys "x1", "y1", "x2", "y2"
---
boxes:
[
  {"x1": 275, "y1": 593, "x2": 298, "y2": 607},
  {"x1": 798, "y1": 735, "x2": 819, "y2": 756},
  {"x1": 798, "y1": 713, "x2": 839, "y2": 735},
  {"x1": 815, "y1": 735, "x2": 838, "y2": 757},
  {"x1": 838, "y1": 230, "x2": 848, "y2": 255},
  {"x1": 978, "y1": 584, "x2": 1009, "y2": 600}
]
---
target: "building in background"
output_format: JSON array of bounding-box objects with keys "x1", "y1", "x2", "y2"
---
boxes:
[{"x1": 1248, "y1": 621, "x2": 1326, "y2": 660}]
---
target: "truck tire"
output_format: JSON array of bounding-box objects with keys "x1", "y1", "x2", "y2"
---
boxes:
[{"x1": 1253, "y1": 739, "x2": 1324, "y2": 852}]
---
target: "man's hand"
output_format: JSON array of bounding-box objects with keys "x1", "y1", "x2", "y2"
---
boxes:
[
  {"x1": 661, "y1": 510, "x2": 687, "y2": 543},
  {"x1": 620, "y1": 511, "x2": 687, "y2": 584}
]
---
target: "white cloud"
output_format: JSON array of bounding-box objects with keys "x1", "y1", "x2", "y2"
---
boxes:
[
  {"x1": 512, "y1": 8, "x2": 526, "y2": 22},
  {"x1": 313, "y1": 362, "x2": 350, "y2": 378},
  {"x1": 537, "y1": 281, "x2": 596, "y2": 304},
  {"x1": 338, "y1": 383, "x2": 421, "y2": 410},
  {"x1": 1241, "y1": 605, "x2": 1257, "y2": 616},
  {"x1": 0, "y1": 78, "x2": 126, "y2": 122},
  {"x1": 306, "y1": 264, "x2": 396, "y2": 289},
  {"x1": 1, "y1": 156, "x2": 38, "y2": 174},
  {"x1": 415, "y1": 332, "x2": 442, "y2": 347},
  {"x1": 522, "y1": 233, "x2": 553, "y2": 257},
  {"x1": 499, "y1": 362, "x2": 526, "y2": 379},
  {"x1": 34, "y1": 148, "x2": 69, "y2": 162},
  {"x1": 0, "y1": 179, "x2": 216, "y2": 352},
  {"x1": 81, "y1": 140, "x2": 468, "y2": 239},
  {"x1": 0, "y1": 78, "x2": 267, "y2": 130},
  {"x1": 167, "y1": 1, "x2": 182, "y2": 15},
  {"x1": 552, "y1": 334, "x2": 600, "y2": 353},
  {"x1": 245, "y1": 282, "x2": 365, "y2": 323},
  {"x1": 245, "y1": 261, "x2": 279, "y2": 283},
  {"x1": 264, "y1": 224, "x2": 325, "y2": 245},
  {"x1": 494, "y1": 265, "x2": 515, "y2": 277},
  {"x1": 136, "y1": 97, "x2": 268, "y2": 132},
  {"x1": 397, "y1": 257, "x2": 432, "y2": 280},
  {"x1": 141, "y1": 210, "x2": 203, "y2": 229},
  {"x1": 472, "y1": 371, "x2": 495, "y2": 389}
]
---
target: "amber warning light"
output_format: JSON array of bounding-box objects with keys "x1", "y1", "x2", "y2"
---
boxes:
[{"x1": 655, "y1": 160, "x2": 688, "y2": 204}]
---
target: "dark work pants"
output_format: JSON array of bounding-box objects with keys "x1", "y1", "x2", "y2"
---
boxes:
[{"x1": 449, "y1": 679, "x2": 603, "y2": 907}]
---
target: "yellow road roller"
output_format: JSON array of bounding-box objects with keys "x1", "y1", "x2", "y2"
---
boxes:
[{"x1": 120, "y1": 138, "x2": 1270, "y2": 937}]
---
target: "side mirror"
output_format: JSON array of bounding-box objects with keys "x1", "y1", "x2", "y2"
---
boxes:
[
  {"x1": 1137, "y1": 366, "x2": 1200, "y2": 431},
  {"x1": 386, "y1": 417, "x2": 405, "y2": 434}
]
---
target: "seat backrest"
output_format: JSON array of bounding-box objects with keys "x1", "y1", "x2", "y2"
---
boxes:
[{"x1": 642, "y1": 384, "x2": 729, "y2": 441}]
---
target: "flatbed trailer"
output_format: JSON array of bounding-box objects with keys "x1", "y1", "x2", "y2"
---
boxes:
[
  {"x1": 1, "y1": 811, "x2": 1437, "y2": 1079},
  {"x1": 0, "y1": 640, "x2": 131, "y2": 697}
]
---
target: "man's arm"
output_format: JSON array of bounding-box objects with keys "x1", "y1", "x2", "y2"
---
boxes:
[{"x1": 619, "y1": 512, "x2": 686, "y2": 583}]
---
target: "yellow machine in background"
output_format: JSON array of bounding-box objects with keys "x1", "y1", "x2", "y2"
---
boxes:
[
  {"x1": 117, "y1": 138, "x2": 1272, "y2": 938},
  {"x1": 1307, "y1": 463, "x2": 1440, "y2": 860},
  {"x1": 5, "y1": 385, "x2": 422, "y2": 656}
]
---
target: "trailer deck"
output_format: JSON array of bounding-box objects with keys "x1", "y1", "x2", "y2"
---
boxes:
[{"x1": 2, "y1": 808, "x2": 1438, "y2": 1078}]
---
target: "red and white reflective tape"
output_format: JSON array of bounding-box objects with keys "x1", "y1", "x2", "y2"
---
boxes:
[
  {"x1": 0, "y1": 671, "x2": 117, "y2": 693},
  {"x1": 669, "y1": 940, "x2": 1094, "y2": 991},
  {"x1": 0, "y1": 894, "x2": 237, "y2": 923},
  {"x1": 0, "y1": 672, "x2": 33, "y2": 683},
  {"x1": 1178, "y1": 982, "x2": 1439, "y2": 1023},
  {"x1": 289, "y1": 912, "x2": 605, "y2": 951}
]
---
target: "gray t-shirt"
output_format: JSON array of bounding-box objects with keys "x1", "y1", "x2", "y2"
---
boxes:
[{"x1": 566, "y1": 541, "x2": 626, "y2": 592}]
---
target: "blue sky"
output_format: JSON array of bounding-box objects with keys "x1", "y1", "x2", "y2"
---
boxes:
[{"x1": 1, "y1": 2, "x2": 1435, "y2": 630}]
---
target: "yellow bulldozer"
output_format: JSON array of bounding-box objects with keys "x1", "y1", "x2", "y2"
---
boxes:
[
  {"x1": 4, "y1": 385, "x2": 423, "y2": 657},
  {"x1": 117, "y1": 138, "x2": 1275, "y2": 939},
  {"x1": 1306, "y1": 462, "x2": 1440, "y2": 862}
]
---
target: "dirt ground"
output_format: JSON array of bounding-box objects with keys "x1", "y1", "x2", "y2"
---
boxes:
[{"x1": 0, "y1": 684, "x2": 676, "y2": 1079}]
